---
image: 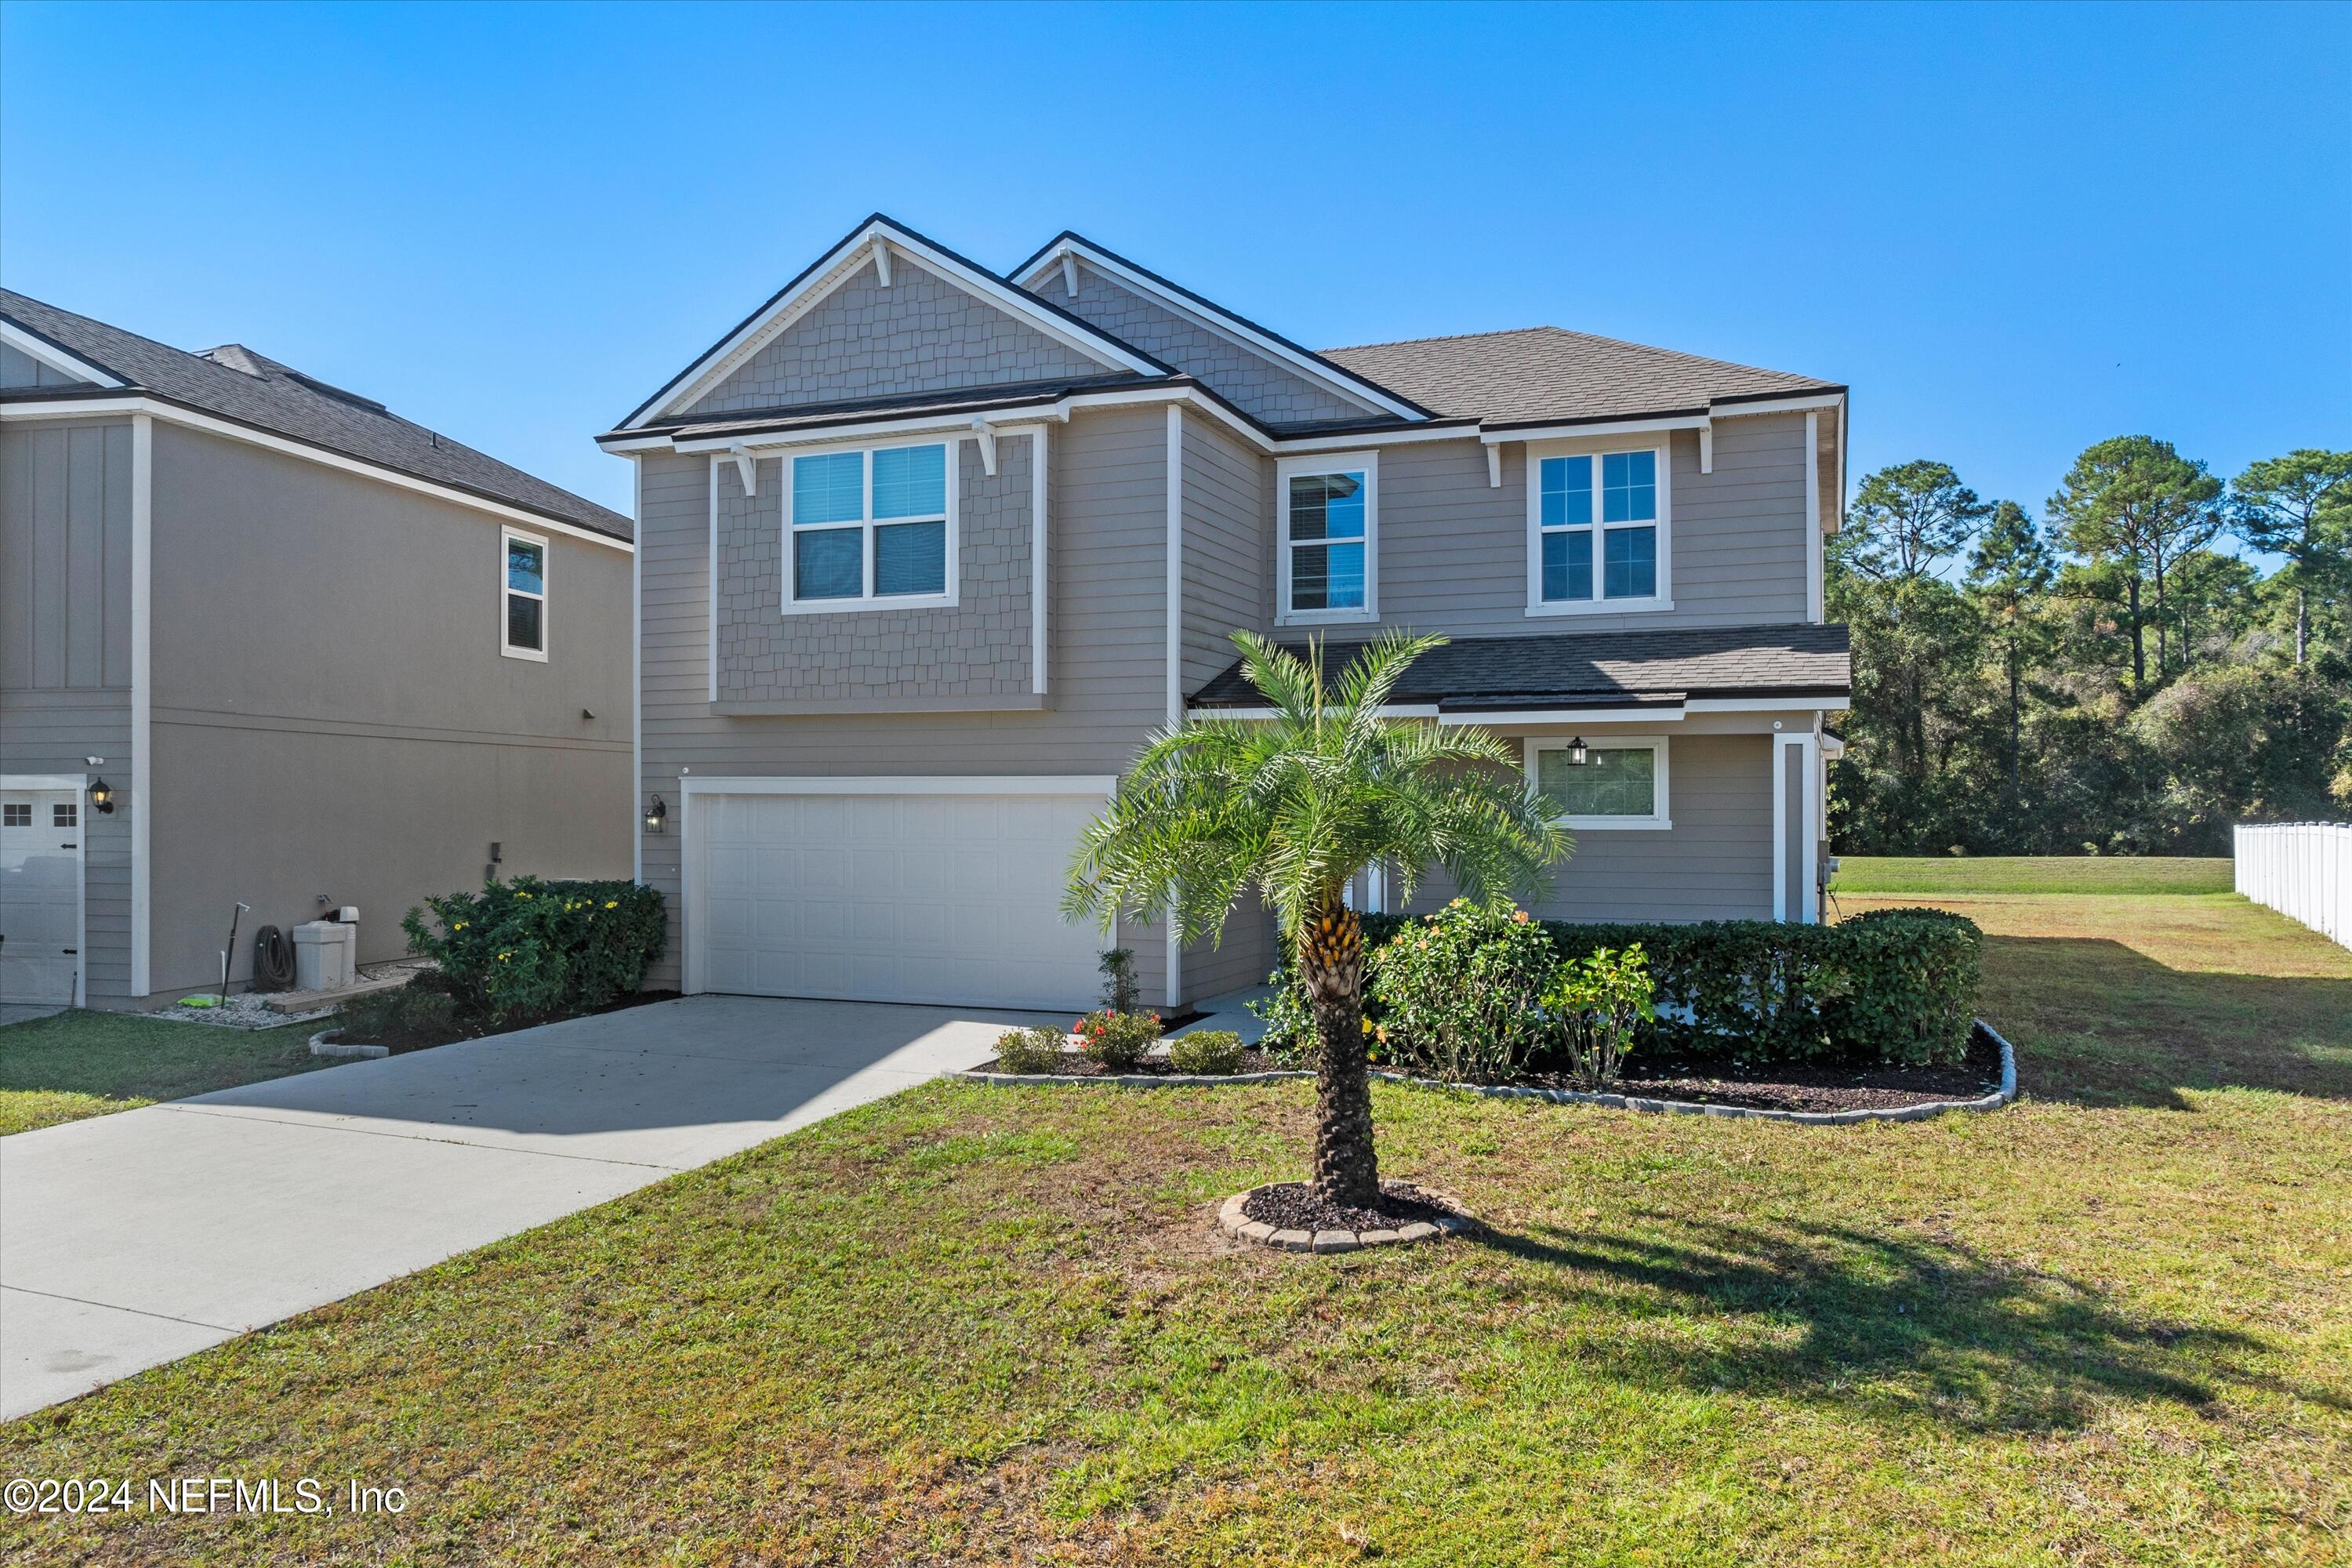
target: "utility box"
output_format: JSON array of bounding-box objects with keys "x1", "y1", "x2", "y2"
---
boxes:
[{"x1": 293, "y1": 920, "x2": 356, "y2": 992}]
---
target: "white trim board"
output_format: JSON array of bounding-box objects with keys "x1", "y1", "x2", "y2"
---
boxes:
[
  {"x1": 1772, "y1": 730, "x2": 1822, "y2": 924},
  {"x1": 129, "y1": 412, "x2": 152, "y2": 999},
  {"x1": 1014, "y1": 239, "x2": 1426, "y2": 423},
  {"x1": 626, "y1": 218, "x2": 1165, "y2": 430},
  {"x1": 1, "y1": 320, "x2": 127, "y2": 387},
  {"x1": 1, "y1": 395, "x2": 634, "y2": 553}
]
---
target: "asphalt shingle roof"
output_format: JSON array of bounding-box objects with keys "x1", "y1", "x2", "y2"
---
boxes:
[
  {"x1": 1319, "y1": 327, "x2": 1839, "y2": 428},
  {"x1": 2, "y1": 290, "x2": 631, "y2": 541},
  {"x1": 1189, "y1": 623, "x2": 1851, "y2": 711}
]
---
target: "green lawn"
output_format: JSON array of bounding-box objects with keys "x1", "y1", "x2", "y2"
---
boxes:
[
  {"x1": 1831, "y1": 854, "x2": 2237, "y2": 896},
  {"x1": 5, "y1": 886, "x2": 2347, "y2": 1565},
  {"x1": 0, "y1": 1009, "x2": 337, "y2": 1135}
]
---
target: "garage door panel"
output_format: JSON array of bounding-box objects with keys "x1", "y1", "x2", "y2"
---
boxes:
[{"x1": 693, "y1": 785, "x2": 1105, "y2": 1011}]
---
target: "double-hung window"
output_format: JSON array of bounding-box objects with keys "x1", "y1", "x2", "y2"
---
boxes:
[
  {"x1": 1527, "y1": 442, "x2": 1670, "y2": 614},
  {"x1": 501, "y1": 527, "x2": 548, "y2": 660},
  {"x1": 786, "y1": 439, "x2": 956, "y2": 612},
  {"x1": 1276, "y1": 452, "x2": 1377, "y2": 624},
  {"x1": 1526, "y1": 736, "x2": 1671, "y2": 830}
]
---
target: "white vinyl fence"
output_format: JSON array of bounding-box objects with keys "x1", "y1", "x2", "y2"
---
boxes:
[{"x1": 2234, "y1": 822, "x2": 2350, "y2": 949}]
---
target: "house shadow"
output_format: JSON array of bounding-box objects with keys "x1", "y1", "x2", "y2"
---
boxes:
[
  {"x1": 1469, "y1": 1213, "x2": 2321, "y2": 1435},
  {"x1": 1979, "y1": 935, "x2": 2352, "y2": 1109}
]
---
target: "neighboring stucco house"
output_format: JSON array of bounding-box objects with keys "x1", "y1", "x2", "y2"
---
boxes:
[
  {"x1": 1, "y1": 292, "x2": 634, "y2": 1009},
  {"x1": 600, "y1": 215, "x2": 1849, "y2": 1014}
]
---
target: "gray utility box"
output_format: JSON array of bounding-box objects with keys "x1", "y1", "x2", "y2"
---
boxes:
[{"x1": 292, "y1": 920, "x2": 357, "y2": 992}]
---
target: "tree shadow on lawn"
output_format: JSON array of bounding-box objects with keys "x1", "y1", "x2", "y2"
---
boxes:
[
  {"x1": 1471, "y1": 1213, "x2": 2335, "y2": 1435},
  {"x1": 1982, "y1": 935, "x2": 2352, "y2": 1108}
]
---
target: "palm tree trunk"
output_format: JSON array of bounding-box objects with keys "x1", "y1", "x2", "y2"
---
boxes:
[{"x1": 1296, "y1": 899, "x2": 1377, "y2": 1209}]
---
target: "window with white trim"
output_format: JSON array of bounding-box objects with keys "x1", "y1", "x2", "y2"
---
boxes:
[
  {"x1": 501, "y1": 528, "x2": 548, "y2": 660},
  {"x1": 1527, "y1": 443, "x2": 1670, "y2": 614},
  {"x1": 53, "y1": 803, "x2": 76, "y2": 828},
  {"x1": 1276, "y1": 452, "x2": 1377, "y2": 623},
  {"x1": 786, "y1": 439, "x2": 956, "y2": 611},
  {"x1": 2, "y1": 804, "x2": 29, "y2": 827},
  {"x1": 1526, "y1": 736, "x2": 1671, "y2": 829}
]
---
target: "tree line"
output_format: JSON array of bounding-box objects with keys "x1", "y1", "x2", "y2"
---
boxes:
[{"x1": 1829, "y1": 441, "x2": 2349, "y2": 855}]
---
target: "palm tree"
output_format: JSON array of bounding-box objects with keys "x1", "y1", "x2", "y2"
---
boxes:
[{"x1": 1065, "y1": 630, "x2": 1569, "y2": 1209}]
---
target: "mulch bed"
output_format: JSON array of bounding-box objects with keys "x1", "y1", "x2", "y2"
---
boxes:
[
  {"x1": 1488, "y1": 1023, "x2": 2005, "y2": 1112},
  {"x1": 975, "y1": 1048, "x2": 1285, "y2": 1077},
  {"x1": 1240, "y1": 1180, "x2": 1464, "y2": 1236}
]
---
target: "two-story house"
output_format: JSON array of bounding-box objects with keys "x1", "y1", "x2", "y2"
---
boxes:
[
  {"x1": 2, "y1": 292, "x2": 635, "y2": 1010},
  {"x1": 599, "y1": 216, "x2": 1849, "y2": 1014}
]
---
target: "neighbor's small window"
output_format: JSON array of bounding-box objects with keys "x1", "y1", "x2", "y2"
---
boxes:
[
  {"x1": 502, "y1": 528, "x2": 549, "y2": 661},
  {"x1": 2, "y1": 803, "x2": 28, "y2": 827},
  {"x1": 1278, "y1": 453, "x2": 1377, "y2": 623},
  {"x1": 1531, "y1": 445, "x2": 1666, "y2": 612},
  {"x1": 788, "y1": 440, "x2": 954, "y2": 610},
  {"x1": 1530, "y1": 738, "x2": 1670, "y2": 829},
  {"x1": 53, "y1": 803, "x2": 77, "y2": 828}
]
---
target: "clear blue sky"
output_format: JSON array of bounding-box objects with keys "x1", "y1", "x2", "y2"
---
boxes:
[{"x1": 5, "y1": 1, "x2": 2346, "y2": 543}]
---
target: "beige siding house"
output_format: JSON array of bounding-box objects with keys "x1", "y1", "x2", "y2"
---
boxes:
[
  {"x1": 2, "y1": 293, "x2": 634, "y2": 1008},
  {"x1": 601, "y1": 216, "x2": 1850, "y2": 1014}
]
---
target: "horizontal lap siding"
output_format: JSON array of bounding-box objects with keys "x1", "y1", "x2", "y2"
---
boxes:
[
  {"x1": 638, "y1": 405, "x2": 1172, "y2": 999},
  {"x1": 1367, "y1": 414, "x2": 1810, "y2": 638},
  {"x1": 1404, "y1": 733, "x2": 1773, "y2": 923}
]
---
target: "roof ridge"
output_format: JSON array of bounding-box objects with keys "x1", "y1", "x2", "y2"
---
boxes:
[{"x1": 1319, "y1": 325, "x2": 1566, "y2": 354}]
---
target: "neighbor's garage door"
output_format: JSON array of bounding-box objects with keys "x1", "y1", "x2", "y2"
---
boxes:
[{"x1": 688, "y1": 781, "x2": 1112, "y2": 1011}]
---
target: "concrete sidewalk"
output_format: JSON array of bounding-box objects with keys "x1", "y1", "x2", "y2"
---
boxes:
[{"x1": 0, "y1": 995, "x2": 1045, "y2": 1420}]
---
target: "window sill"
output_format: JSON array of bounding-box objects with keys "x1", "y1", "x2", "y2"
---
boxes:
[
  {"x1": 1555, "y1": 815, "x2": 1673, "y2": 831},
  {"x1": 1524, "y1": 597, "x2": 1674, "y2": 619},
  {"x1": 501, "y1": 644, "x2": 549, "y2": 663},
  {"x1": 1276, "y1": 607, "x2": 1378, "y2": 627},
  {"x1": 782, "y1": 592, "x2": 960, "y2": 616}
]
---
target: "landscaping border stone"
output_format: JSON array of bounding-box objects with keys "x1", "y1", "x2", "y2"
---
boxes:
[
  {"x1": 962, "y1": 1019, "x2": 2019, "y2": 1124},
  {"x1": 307, "y1": 1029, "x2": 390, "y2": 1061},
  {"x1": 1216, "y1": 1188, "x2": 1474, "y2": 1253}
]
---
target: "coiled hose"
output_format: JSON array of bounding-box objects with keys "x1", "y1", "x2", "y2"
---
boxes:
[{"x1": 251, "y1": 925, "x2": 296, "y2": 992}]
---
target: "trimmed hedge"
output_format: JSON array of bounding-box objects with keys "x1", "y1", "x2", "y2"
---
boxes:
[
  {"x1": 1319, "y1": 906, "x2": 1983, "y2": 1069},
  {"x1": 401, "y1": 876, "x2": 667, "y2": 1023}
]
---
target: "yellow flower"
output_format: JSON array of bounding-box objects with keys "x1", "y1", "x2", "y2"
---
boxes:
[
  {"x1": 1360, "y1": 1017, "x2": 1374, "y2": 1035},
  {"x1": 452, "y1": 921, "x2": 467, "y2": 931},
  {"x1": 604, "y1": 901, "x2": 618, "y2": 909}
]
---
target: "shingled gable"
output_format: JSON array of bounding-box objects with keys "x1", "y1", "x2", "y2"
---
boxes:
[{"x1": 612, "y1": 214, "x2": 1175, "y2": 434}]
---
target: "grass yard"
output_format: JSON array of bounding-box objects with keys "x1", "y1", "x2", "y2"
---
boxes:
[
  {"x1": 5, "y1": 882, "x2": 2347, "y2": 1564},
  {"x1": 1832, "y1": 854, "x2": 2237, "y2": 896},
  {"x1": 0, "y1": 1009, "x2": 337, "y2": 1136}
]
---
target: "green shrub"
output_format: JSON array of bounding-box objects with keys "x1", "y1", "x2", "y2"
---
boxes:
[
  {"x1": 1547, "y1": 943, "x2": 1657, "y2": 1087},
  {"x1": 1075, "y1": 1008, "x2": 1160, "y2": 1070},
  {"x1": 1276, "y1": 906, "x2": 1980, "y2": 1069},
  {"x1": 1369, "y1": 901, "x2": 1559, "y2": 1081},
  {"x1": 992, "y1": 1025, "x2": 1068, "y2": 1074},
  {"x1": 1098, "y1": 948, "x2": 1140, "y2": 1014},
  {"x1": 401, "y1": 876, "x2": 666, "y2": 1023},
  {"x1": 1168, "y1": 1029, "x2": 1245, "y2": 1076}
]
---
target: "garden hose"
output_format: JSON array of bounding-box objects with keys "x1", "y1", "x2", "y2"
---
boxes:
[{"x1": 251, "y1": 925, "x2": 296, "y2": 992}]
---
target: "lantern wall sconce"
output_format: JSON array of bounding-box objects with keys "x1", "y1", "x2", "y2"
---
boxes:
[
  {"x1": 1566, "y1": 737, "x2": 1588, "y2": 766},
  {"x1": 88, "y1": 777, "x2": 117, "y2": 813},
  {"x1": 644, "y1": 794, "x2": 668, "y2": 834}
]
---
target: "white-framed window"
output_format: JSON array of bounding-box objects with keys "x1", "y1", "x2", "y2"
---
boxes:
[
  {"x1": 501, "y1": 526, "x2": 549, "y2": 661},
  {"x1": 1525, "y1": 735, "x2": 1671, "y2": 830},
  {"x1": 785, "y1": 437, "x2": 959, "y2": 613},
  {"x1": 53, "y1": 802, "x2": 76, "y2": 828},
  {"x1": 2, "y1": 803, "x2": 28, "y2": 827},
  {"x1": 1276, "y1": 451, "x2": 1377, "y2": 624},
  {"x1": 1525, "y1": 440, "x2": 1671, "y2": 615}
]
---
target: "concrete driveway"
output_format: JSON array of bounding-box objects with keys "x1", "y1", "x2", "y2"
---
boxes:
[{"x1": 0, "y1": 994, "x2": 1047, "y2": 1420}]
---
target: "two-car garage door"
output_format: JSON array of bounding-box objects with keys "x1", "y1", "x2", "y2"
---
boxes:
[{"x1": 686, "y1": 779, "x2": 1114, "y2": 1011}]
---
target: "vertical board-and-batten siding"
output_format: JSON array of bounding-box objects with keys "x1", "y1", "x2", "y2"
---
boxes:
[
  {"x1": 682, "y1": 254, "x2": 1116, "y2": 419},
  {"x1": 1, "y1": 342, "x2": 95, "y2": 389},
  {"x1": 0, "y1": 417, "x2": 135, "y2": 997},
  {"x1": 1367, "y1": 413, "x2": 1811, "y2": 638},
  {"x1": 636, "y1": 403, "x2": 1174, "y2": 1000}
]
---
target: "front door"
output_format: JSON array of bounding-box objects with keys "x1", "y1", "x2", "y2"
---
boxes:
[{"x1": 1, "y1": 789, "x2": 82, "y2": 1006}]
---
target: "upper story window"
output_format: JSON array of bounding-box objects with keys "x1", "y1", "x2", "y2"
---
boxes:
[
  {"x1": 1526, "y1": 442, "x2": 1671, "y2": 615},
  {"x1": 1276, "y1": 452, "x2": 1377, "y2": 625},
  {"x1": 1526, "y1": 736, "x2": 1671, "y2": 830},
  {"x1": 502, "y1": 528, "x2": 549, "y2": 661},
  {"x1": 786, "y1": 439, "x2": 957, "y2": 613}
]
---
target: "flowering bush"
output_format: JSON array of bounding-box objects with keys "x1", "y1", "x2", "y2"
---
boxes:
[
  {"x1": 1547, "y1": 943, "x2": 1656, "y2": 1087},
  {"x1": 1168, "y1": 1029, "x2": 1245, "y2": 1076},
  {"x1": 992, "y1": 1025, "x2": 1068, "y2": 1074},
  {"x1": 1074, "y1": 1007, "x2": 1160, "y2": 1070},
  {"x1": 400, "y1": 876, "x2": 666, "y2": 1023},
  {"x1": 1367, "y1": 900, "x2": 1559, "y2": 1082}
]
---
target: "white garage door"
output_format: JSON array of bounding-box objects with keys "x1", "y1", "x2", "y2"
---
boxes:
[
  {"x1": 1, "y1": 789, "x2": 82, "y2": 1007},
  {"x1": 688, "y1": 780, "x2": 1112, "y2": 1011}
]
